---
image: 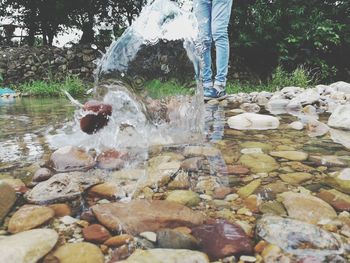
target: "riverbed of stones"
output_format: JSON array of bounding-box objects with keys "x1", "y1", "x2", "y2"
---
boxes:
[{"x1": 1, "y1": 81, "x2": 350, "y2": 263}]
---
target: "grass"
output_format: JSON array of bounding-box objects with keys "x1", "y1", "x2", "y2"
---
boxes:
[
  {"x1": 144, "y1": 79, "x2": 193, "y2": 98},
  {"x1": 16, "y1": 75, "x2": 87, "y2": 97}
]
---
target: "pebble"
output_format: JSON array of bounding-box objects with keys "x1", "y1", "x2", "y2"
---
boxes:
[{"x1": 139, "y1": 231, "x2": 157, "y2": 242}]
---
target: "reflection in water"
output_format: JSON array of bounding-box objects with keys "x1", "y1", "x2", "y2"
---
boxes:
[{"x1": 204, "y1": 103, "x2": 226, "y2": 143}]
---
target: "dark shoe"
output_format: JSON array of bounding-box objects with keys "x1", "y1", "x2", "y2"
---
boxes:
[{"x1": 204, "y1": 87, "x2": 227, "y2": 101}]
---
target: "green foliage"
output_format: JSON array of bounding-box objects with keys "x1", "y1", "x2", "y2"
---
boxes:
[
  {"x1": 269, "y1": 66, "x2": 314, "y2": 89},
  {"x1": 17, "y1": 75, "x2": 86, "y2": 97},
  {"x1": 144, "y1": 79, "x2": 193, "y2": 99}
]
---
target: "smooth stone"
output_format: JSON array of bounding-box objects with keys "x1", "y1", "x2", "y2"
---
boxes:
[
  {"x1": 324, "y1": 169, "x2": 350, "y2": 194},
  {"x1": 0, "y1": 229, "x2": 58, "y2": 263},
  {"x1": 306, "y1": 119, "x2": 330, "y2": 137},
  {"x1": 191, "y1": 220, "x2": 253, "y2": 260},
  {"x1": 52, "y1": 242, "x2": 104, "y2": 263},
  {"x1": 0, "y1": 182, "x2": 16, "y2": 222},
  {"x1": 80, "y1": 101, "x2": 112, "y2": 134},
  {"x1": 157, "y1": 228, "x2": 199, "y2": 249},
  {"x1": 239, "y1": 153, "x2": 279, "y2": 173},
  {"x1": 270, "y1": 151, "x2": 308, "y2": 161},
  {"x1": 88, "y1": 182, "x2": 121, "y2": 199},
  {"x1": 241, "y1": 148, "x2": 264, "y2": 154},
  {"x1": 330, "y1": 81, "x2": 350, "y2": 94},
  {"x1": 47, "y1": 146, "x2": 95, "y2": 172},
  {"x1": 266, "y1": 99, "x2": 290, "y2": 115},
  {"x1": 309, "y1": 155, "x2": 347, "y2": 167},
  {"x1": 104, "y1": 234, "x2": 134, "y2": 247},
  {"x1": 213, "y1": 187, "x2": 232, "y2": 199},
  {"x1": 96, "y1": 149, "x2": 126, "y2": 170},
  {"x1": 289, "y1": 121, "x2": 304, "y2": 130},
  {"x1": 166, "y1": 190, "x2": 200, "y2": 207},
  {"x1": 293, "y1": 89, "x2": 320, "y2": 105},
  {"x1": 180, "y1": 157, "x2": 203, "y2": 172},
  {"x1": 92, "y1": 200, "x2": 204, "y2": 235},
  {"x1": 8, "y1": 205, "x2": 55, "y2": 233},
  {"x1": 82, "y1": 224, "x2": 112, "y2": 243},
  {"x1": 317, "y1": 189, "x2": 350, "y2": 212},
  {"x1": 145, "y1": 156, "x2": 181, "y2": 188},
  {"x1": 117, "y1": 249, "x2": 210, "y2": 263},
  {"x1": 1, "y1": 178, "x2": 26, "y2": 192},
  {"x1": 330, "y1": 128, "x2": 350, "y2": 149},
  {"x1": 240, "y1": 142, "x2": 273, "y2": 153},
  {"x1": 279, "y1": 172, "x2": 313, "y2": 185},
  {"x1": 328, "y1": 104, "x2": 350, "y2": 130},
  {"x1": 32, "y1": 168, "x2": 53, "y2": 182},
  {"x1": 237, "y1": 179, "x2": 261, "y2": 198},
  {"x1": 259, "y1": 201, "x2": 287, "y2": 216},
  {"x1": 256, "y1": 215, "x2": 344, "y2": 257},
  {"x1": 48, "y1": 204, "x2": 72, "y2": 217},
  {"x1": 279, "y1": 192, "x2": 337, "y2": 224},
  {"x1": 139, "y1": 231, "x2": 157, "y2": 242},
  {"x1": 228, "y1": 113, "x2": 280, "y2": 130},
  {"x1": 183, "y1": 146, "x2": 221, "y2": 158},
  {"x1": 25, "y1": 172, "x2": 102, "y2": 204},
  {"x1": 226, "y1": 165, "x2": 250, "y2": 175}
]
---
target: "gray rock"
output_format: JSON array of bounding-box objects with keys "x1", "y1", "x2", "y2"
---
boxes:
[
  {"x1": 227, "y1": 113, "x2": 280, "y2": 130},
  {"x1": 157, "y1": 229, "x2": 199, "y2": 249},
  {"x1": 328, "y1": 105, "x2": 350, "y2": 130}
]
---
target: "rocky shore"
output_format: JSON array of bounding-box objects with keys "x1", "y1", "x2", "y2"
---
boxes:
[{"x1": 1, "y1": 81, "x2": 350, "y2": 263}]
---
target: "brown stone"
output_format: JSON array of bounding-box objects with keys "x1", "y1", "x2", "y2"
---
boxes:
[
  {"x1": 32, "y1": 168, "x2": 53, "y2": 182},
  {"x1": 48, "y1": 204, "x2": 72, "y2": 217},
  {"x1": 317, "y1": 189, "x2": 350, "y2": 212},
  {"x1": 47, "y1": 146, "x2": 95, "y2": 172},
  {"x1": 88, "y1": 183, "x2": 121, "y2": 199},
  {"x1": 180, "y1": 157, "x2": 203, "y2": 172},
  {"x1": 104, "y1": 234, "x2": 134, "y2": 247},
  {"x1": 213, "y1": 187, "x2": 232, "y2": 199},
  {"x1": 226, "y1": 165, "x2": 250, "y2": 175},
  {"x1": 8, "y1": 205, "x2": 55, "y2": 233},
  {"x1": 92, "y1": 200, "x2": 205, "y2": 235},
  {"x1": 243, "y1": 195, "x2": 261, "y2": 213},
  {"x1": 191, "y1": 219, "x2": 253, "y2": 260},
  {"x1": 96, "y1": 150, "x2": 127, "y2": 170},
  {"x1": 82, "y1": 224, "x2": 112, "y2": 243},
  {"x1": 0, "y1": 182, "x2": 16, "y2": 223},
  {"x1": 80, "y1": 101, "x2": 112, "y2": 134},
  {"x1": 108, "y1": 245, "x2": 135, "y2": 262},
  {"x1": 52, "y1": 242, "x2": 104, "y2": 263},
  {"x1": 81, "y1": 210, "x2": 97, "y2": 223}
]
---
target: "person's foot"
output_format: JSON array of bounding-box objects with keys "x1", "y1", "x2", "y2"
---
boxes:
[{"x1": 204, "y1": 86, "x2": 227, "y2": 101}]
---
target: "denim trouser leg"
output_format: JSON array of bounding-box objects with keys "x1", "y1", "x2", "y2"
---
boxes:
[{"x1": 194, "y1": 0, "x2": 233, "y2": 87}]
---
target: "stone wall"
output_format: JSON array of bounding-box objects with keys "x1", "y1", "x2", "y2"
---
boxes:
[{"x1": 0, "y1": 45, "x2": 100, "y2": 85}]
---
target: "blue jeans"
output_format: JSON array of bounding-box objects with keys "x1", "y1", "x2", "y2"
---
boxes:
[{"x1": 194, "y1": 0, "x2": 233, "y2": 88}]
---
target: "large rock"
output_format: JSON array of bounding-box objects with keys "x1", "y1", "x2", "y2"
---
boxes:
[
  {"x1": 191, "y1": 220, "x2": 253, "y2": 260},
  {"x1": 166, "y1": 190, "x2": 200, "y2": 207},
  {"x1": 118, "y1": 249, "x2": 210, "y2": 263},
  {"x1": 328, "y1": 105, "x2": 350, "y2": 130},
  {"x1": 25, "y1": 172, "x2": 102, "y2": 204},
  {"x1": 308, "y1": 155, "x2": 347, "y2": 167},
  {"x1": 0, "y1": 182, "x2": 16, "y2": 222},
  {"x1": 227, "y1": 113, "x2": 280, "y2": 130},
  {"x1": 92, "y1": 200, "x2": 204, "y2": 235},
  {"x1": 80, "y1": 101, "x2": 112, "y2": 134},
  {"x1": 330, "y1": 128, "x2": 350, "y2": 149},
  {"x1": 157, "y1": 228, "x2": 199, "y2": 249},
  {"x1": 8, "y1": 205, "x2": 55, "y2": 233},
  {"x1": 279, "y1": 172, "x2": 313, "y2": 185},
  {"x1": 239, "y1": 153, "x2": 279, "y2": 173},
  {"x1": 317, "y1": 189, "x2": 350, "y2": 212},
  {"x1": 0, "y1": 229, "x2": 58, "y2": 263},
  {"x1": 52, "y1": 242, "x2": 104, "y2": 263},
  {"x1": 256, "y1": 216, "x2": 344, "y2": 257},
  {"x1": 96, "y1": 149, "x2": 126, "y2": 170},
  {"x1": 47, "y1": 146, "x2": 95, "y2": 172},
  {"x1": 330, "y1": 81, "x2": 350, "y2": 94},
  {"x1": 279, "y1": 192, "x2": 337, "y2": 224},
  {"x1": 270, "y1": 151, "x2": 308, "y2": 161}
]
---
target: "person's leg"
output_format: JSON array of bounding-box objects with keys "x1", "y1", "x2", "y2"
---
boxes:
[
  {"x1": 211, "y1": 0, "x2": 233, "y2": 89},
  {"x1": 193, "y1": 0, "x2": 213, "y2": 88}
]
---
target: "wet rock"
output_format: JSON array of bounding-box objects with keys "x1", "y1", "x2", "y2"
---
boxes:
[
  {"x1": 237, "y1": 179, "x2": 261, "y2": 198},
  {"x1": 309, "y1": 155, "x2": 347, "y2": 167},
  {"x1": 330, "y1": 128, "x2": 350, "y2": 149},
  {"x1": 96, "y1": 150, "x2": 126, "y2": 170},
  {"x1": 0, "y1": 229, "x2": 58, "y2": 263},
  {"x1": 306, "y1": 119, "x2": 330, "y2": 137},
  {"x1": 183, "y1": 146, "x2": 221, "y2": 158},
  {"x1": 47, "y1": 146, "x2": 95, "y2": 172},
  {"x1": 328, "y1": 104, "x2": 350, "y2": 130},
  {"x1": 259, "y1": 201, "x2": 287, "y2": 216},
  {"x1": 104, "y1": 234, "x2": 134, "y2": 247},
  {"x1": 166, "y1": 190, "x2": 200, "y2": 207},
  {"x1": 52, "y1": 242, "x2": 104, "y2": 263},
  {"x1": 80, "y1": 101, "x2": 112, "y2": 134},
  {"x1": 279, "y1": 192, "x2": 337, "y2": 224},
  {"x1": 213, "y1": 187, "x2": 232, "y2": 199},
  {"x1": 256, "y1": 215, "x2": 344, "y2": 257},
  {"x1": 317, "y1": 189, "x2": 350, "y2": 212},
  {"x1": 48, "y1": 203, "x2": 72, "y2": 217},
  {"x1": 239, "y1": 153, "x2": 279, "y2": 173},
  {"x1": 32, "y1": 168, "x2": 53, "y2": 182},
  {"x1": 168, "y1": 171, "x2": 191, "y2": 189},
  {"x1": 240, "y1": 103, "x2": 261, "y2": 113},
  {"x1": 266, "y1": 99, "x2": 290, "y2": 115},
  {"x1": 243, "y1": 194, "x2": 261, "y2": 213},
  {"x1": 240, "y1": 141, "x2": 273, "y2": 153},
  {"x1": 0, "y1": 182, "x2": 16, "y2": 222},
  {"x1": 88, "y1": 182, "x2": 121, "y2": 199},
  {"x1": 324, "y1": 169, "x2": 350, "y2": 194},
  {"x1": 180, "y1": 157, "x2": 203, "y2": 172},
  {"x1": 1, "y1": 178, "x2": 26, "y2": 192},
  {"x1": 226, "y1": 165, "x2": 250, "y2": 175},
  {"x1": 270, "y1": 151, "x2": 308, "y2": 161},
  {"x1": 117, "y1": 249, "x2": 210, "y2": 263},
  {"x1": 145, "y1": 156, "x2": 181, "y2": 188},
  {"x1": 26, "y1": 172, "x2": 102, "y2": 204},
  {"x1": 92, "y1": 200, "x2": 204, "y2": 235},
  {"x1": 8, "y1": 205, "x2": 55, "y2": 233},
  {"x1": 195, "y1": 176, "x2": 220, "y2": 193},
  {"x1": 279, "y1": 172, "x2": 313, "y2": 185},
  {"x1": 82, "y1": 224, "x2": 112, "y2": 243},
  {"x1": 227, "y1": 113, "x2": 280, "y2": 130},
  {"x1": 157, "y1": 228, "x2": 199, "y2": 249},
  {"x1": 191, "y1": 220, "x2": 253, "y2": 260},
  {"x1": 289, "y1": 121, "x2": 304, "y2": 130}
]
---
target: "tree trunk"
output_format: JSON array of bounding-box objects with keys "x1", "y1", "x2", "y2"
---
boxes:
[{"x1": 80, "y1": 12, "x2": 95, "y2": 44}]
